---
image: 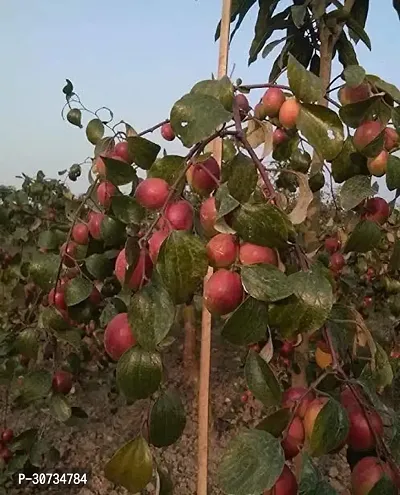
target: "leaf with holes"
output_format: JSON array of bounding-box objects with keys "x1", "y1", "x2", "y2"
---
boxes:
[
  {"x1": 287, "y1": 54, "x2": 323, "y2": 103},
  {"x1": 245, "y1": 350, "x2": 282, "y2": 406},
  {"x1": 127, "y1": 136, "x2": 160, "y2": 170},
  {"x1": 241, "y1": 264, "x2": 293, "y2": 302},
  {"x1": 149, "y1": 390, "x2": 186, "y2": 447}
]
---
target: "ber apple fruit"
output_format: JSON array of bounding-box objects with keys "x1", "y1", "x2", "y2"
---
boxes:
[
  {"x1": 324, "y1": 236, "x2": 341, "y2": 254},
  {"x1": 97, "y1": 181, "x2": 117, "y2": 208},
  {"x1": 114, "y1": 141, "x2": 132, "y2": 163},
  {"x1": 161, "y1": 122, "x2": 175, "y2": 141},
  {"x1": 199, "y1": 197, "x2": 218, "y2": 237},
  {"x1": 384, "y1": 127, "x2": 399, "y2": 151},
  {"x1": 104, "y1": 312, "x2": 136, "y2": 361},
  {"x1": 367, "y1": 150, "x2": 388, "y2": 177},
  {"x1": 204, "y1": 269, "x2": 243, "y2": 315},
  {"x1": 254, "y1": 102, "x2": 267, "y2": 120},
  {"x1": 239, "y1": 243, "x2": 278, "y2": 266},
  {"x1": 135, "y1": 178, "x2": 170, "y2": 209},
  {"x1": 115, "y1": 248, "x2": 153, "y2": 290},
  {"x1": 281, "y1": 416, "x2": 304, "y2": 460},
  {"x1": 273, "y1": 128, "x2": 288, "y2": 148},
  {"x1": 278, "y1": 99, "x2": 300, "y2": 129},
  {"x1": 353, "y1": 121, "x2": 382, "y2": 152},
  {"x1": 263, "y1": 465, "x2": 298, "y2": 495},
  {"x1": 338, "y1": 83, "x2": 370, "y2": 105},
  {"x1": 262, "y1": 88, "x2": 286, "y2": 117},
  {"x1": 206, "y1": 234, "x2": 238, "y2": 268},
  {"x1": 303, "y1": 397, "x2": 329, "y2": 440},
  {"x1": 186, "y1": 157, "x2": 220, "y2": 196},
  {"x1": 48, "y1": 286, "x2": 67, "y2": 311},
  {"x1": 60, "y1": 241, "x2": 77, "y2": 268},
  {"x1": 351, "y1": 457, "x2": 396, "y2": 495},
  {"x1": 1, "y1": 429, "x2": 13, "y2": 444},
  {"x1": 72, "y1": 223, "x2": 89, "y2": 245},
  {"x1": 329, "y1": 252, "x2": 345, "y2": 273},
  {"x1": 52, "y1": 370, "x2": 73, "y2": 395},
  {"x1": 148, "y1": 230, "x2": 169, "y2": 263},
  {"x1": 282, "y1": 387, "x2": 315, "y2": 419},
  {"x1": 235, "y1": 93, "x2": 250, "y2": 113},
  {"x1": 347, "y1": 408, "x2": 383, "y2": 451},
  {"x1": 363, "y1": 197, "x2": 390, "y2": 224},
  {"x1": 88, "y1": 211, "x2": 105, "y2": 240},
  {"x1": 165, "y1": 200, "x2": 193, "y2": 231}
]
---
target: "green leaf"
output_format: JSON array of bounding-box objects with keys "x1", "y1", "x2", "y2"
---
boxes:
[
  {"x1": 297, "y1": 103, "x2": 344, "y2": 160},
  {"x1": 57, "y1": 330, "x2": 82, "y2": 350},
  {"x1": 269, "y1": 268, "x2": 334, "y2": 338},
  {"x1": 309, "y1": 399, "x2": 349, "y2": 456},
  {"x1": 18, "y1": 371, "x2": 52, "y2": 404},
  {"x1": 394, "y1": 0, "x2": 400, "y2": 20},
  {"x1": 227, "y1": 153, "x2": 258, "y2": 203},
  {"x1": 369, "y1": 476, "x2": 398, "y2": 495},
  {"x1": 100, "y1": 216, "x2": 126, "y2": 247},
  {"x1": 62, "y1": 79, "x2": 74, "y2": 96},
  {"x1": 339, "y1": 175, "x2": 374, "y2": 210},
  {"x1": 40, "y1": 306, "x2": 69, "y2": 332},
  {"x1": 343, "y1": 65, "x2": 366, "y2": 87},
  {"x1": 221, "y1": 297, "x2": 268, "y2": 346},
  {"x1": 66, "y1": 108, "x2": 82, "y2": 128},
  {"x1": 14, "y1": 328, "x2": 39, "y2": 359},
  {"x1": 299, "y1": 453, "x2": 337, "y2": 495},
  {"x1": 116, "y1": 346, "x2": 162, "y2": 400},
  {"x1": 240, "y1": 264, "x2": 293, "y2": 302},
  {"x1": 245, "y1": 350, "x2": 281, "y2": 406},
  {"x1": 102, "y1": 156, "x2": 137, "y2": 186},
  {"x1": 127, "y1": 136, "x2": 160, "y2": 170},
  {"x1": 215, "y1": 182, "x2": 240, "y2": 219},
  {"x1": 191, "y1": 76, "x2": 234, "y2": 111},
  {"x1": 149, "y1": 390, "x2": 186, "y2": 447},
  {"x1": 231, "y1": 202, "x2": 294, "y2": 249},
  {"x1": 128, "y1": 283, "x2": 175, "y2": 351},
  {"x1": 104, "y1": 436, "x2": 153, "y2": 494},
  {"x1": 256, "y1": 408, "x2": 291, "y2": 437},
  {"x1": 346, "y1": 16, "x2": 371, "y2": 50},
  {"x1": 29, "y1": 253, "x2": 59, "y2": 291},
  {"x1": 148, "y1": 155, "x2": 186, "y2": 187},
  {"x1": 86, "y1": 119, "x2": 104, "y2": 145},
  {"x1": 368, "y1": 343, "x2": 394, "y2": 390},
  {"x1": 158, "y1": 466, "x2": 174, "y2": 495},
  {"x1": 49, "y1": 394, "x2": 72, "y2": 422},
  {"x1": 64, "y1": 277, "x2": 92, "y2": 307},
  {"x1": 261, "y1": 37, "x2": 287, "y2": 59},
  {"x1": 38, "y1": 230, "x2": 61, "y2": 250},
  {"x1": 287, "y1": 54, "x2": 324, "y2": 103},
  {"x1": 389, "y1": 240, "x2": 400, "y2": 272},
  {"x1": 94, "y1": 136, "x2": 115, "y2": 158},
  {"x1": 218, "y1": 429, "x2": 285, "y2": 495},
  {"x1": 157, "y1": 231, "x2": 208, "y2": 304},
  {"x1": 344, "y1": 220, "x2": 382, "y2": 253},
  {"x1": 215, "y1": 0, "x2": 257, "y2": 41},
  {"x1": 392, "y1": 107, "x2": 400, "y2": 132},
  {"x1": 170, "y1": 93, "x2": 232, "y2": 148},
  {"x1": 111, "y1": 195, "x2": 144, "y2": 225},
  {"x1": 386, "y1": 155, "x2": 400, "y2": 191},
  {"x1": 291, "y1": 5, "x2": 307, "y2": 28},
  {"x1": 337, "y1": 31, "x2": 359, "y2": 68},
  {"x1": 331, "y1": 137, "x2": 368, "y2": 183},
  {"x1": 10, "y1": 429, "x2": 38, "y2": 453},
  {"x1": 64, "y1": 407, "x2": 88, "y2": 426},
  {"x1": 339, "y1": 95, "x2": 382, "y2": 128},
  {"x1": 367, "y1": 74, "x2": 400, "y2": 104},
  {"x1": 85, "y1": 253, "x2": 113, "y2": 280}
]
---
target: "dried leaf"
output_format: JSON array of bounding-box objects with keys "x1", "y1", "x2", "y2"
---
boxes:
[{"x1": 287, "y1": 171, "x2": 313, "y2": 225}]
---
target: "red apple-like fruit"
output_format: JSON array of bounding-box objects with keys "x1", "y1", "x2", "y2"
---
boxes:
[
  {"x1": 384, "y1": 127, "x2": 399, "y2": 151},
  {"x1": 239, "y1": 243, "x2": 278, "y2": 266},
  {"x1": 347, "y1": 408, "x2": 383, "y2": 451},
  {"x1": 282, "y1": 387, "x2": 315, "y2": 419},
  {"x1": 206, "y1": 234, "x2": 238, "y2": 268},
  {"x1": 340, "y1": 386, "x2": 362, "y2": 411},
  {"x1": 281, "y1": 416, "x2": 305, "y2": 460},
  {"x1": 279, "y1": 99, "x2": 300, "y2": 129},
  {"x1": 135, "y1": 178, "x2": 169, "y2": 209},
  {"x1": 204, "y1": 269, "x2": 243, "y2": 315},
  {"x1": 161, "y1": 122, "x2": 175, "y2": 141},
  {"x1": 0, "y1": 446, "x2": 12, "y2": 463},
  {"x1": 364, "y1": 197, "x2": 390, "y2": 224},
  {"x1": 324, "y1": 236, "x2": 341, "y2": 254},
  {"x1": 49, "y1": 287, "x2": 67, "y2": 311},
  {"x1": 72, "y1": 223, "x2": 89, "y2": 245},
  {"x1": 89, "y1": 286, "x2": 102, "y2": 305},
  {"x1": 272, "y1": 128, "x2": 289, "y2": 148},
  {"x1": 262, "y1": 88, "x2": 286, "y2": 117},
  {"x1": 254, "y1": 102, "x2": 267, "y2": 120},
  {"x1": 1, "y1": 429, "x2": 13, "y2": 444},
  {"x1": 351, "y1": 457, "x2": 396, "y2": 495},
  {"x1": 60, "y1": 241, "x2": 77, "y2": 267},
  {"x1": 165, "y1": 200, "x2": 193, "y2": 231},
  {"x1": 199, "y1": 197, "x2": 218, "y2": 237},
  {"x1": 329, "y1": 252, "x2": 345, "y2": 273},
  {"x1": 363, "y1": 296, "x2": 373, "y2": 308},
  {"x1": 303, "y1": 397, "x2": 329, "y2": 439},
  {"x1": 104, "y1": 312, "x2": 136, "y2": 361},
  {"x1": 52, "y1": 370, "x2": 73, "y2": 395},
  {"x1": 97, "y1": 181, "x2": 117, "y2": 208},
  {"x1": 280, "y1": 340, "x2": 294, "y2": 357},
  {"x1": 264, "y1": 465, "x2": 298, "y2": 495},
  {"x1": 148, "y1": 230, "x2": 169, "y2": 263},
  {"x1": 367, "y1": 150, "x2": 388, "y2": 177},
  {"x1": 115, "y1": 248, "x2": 153, "y2": 290},
  {"x1": 186, "y1": 157, "x2": 220, "y2": 196},
  {"x1": 353, "y1": 121, "x2": 382, "y2": 152},
  {"x1": 338, "y1": 83, "x2": 370, "y2": 105},
  {"x1": 235, "y1": 93, "x2": 250, "y2": 113},
  {"x1": 114, "y1": 141, "x2": 132, "y2": 164},
  {"x1": 88, "y1": 211, "x2": 105, "y2": 240}
]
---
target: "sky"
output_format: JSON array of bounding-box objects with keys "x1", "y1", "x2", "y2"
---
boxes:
[{"x1": 1, "y1": 1, "x2": 399, "y2": 196}]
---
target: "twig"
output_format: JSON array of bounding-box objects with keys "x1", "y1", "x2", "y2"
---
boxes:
[{"x1": 138, "y1": 119, "x2": 169, "y2": 137}]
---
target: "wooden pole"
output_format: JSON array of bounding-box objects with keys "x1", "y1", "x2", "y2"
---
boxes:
[{"x1": 197, "y1": 1, "x2": 232, "y2": 494}]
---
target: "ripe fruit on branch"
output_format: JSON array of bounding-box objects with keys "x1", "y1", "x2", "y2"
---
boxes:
[
  {"x1": 135, "y1": 178, "x2": 169, "y2": 209},
  {"x1": 206, "y1": 234, "x2": 238, "y2": 268},
  {"x1": 351, "y1": 457, "x2": 396, "y2": 495},
  {"x1": 363, "y1": 296, "x2": 373, "y2": 308},
  {"x1": 97, "y1": 181, "x2": 117, "y2": 208},
  {"x1": 1, "y1": 429, "x2": 13, "y2": 444},
  {"x1": 49, "y1": 286, "x2": 67, "y2": 311},
  {"x1": 88, "y1": 211, "x2": 105, "y2": 240},
  {"x1": 367, "y1": 150, "x2": 388, "y2": 177},
  {"x1": 329, "y1": 252, "x2": 345, "y2": 273},
  {"x1": 263, "y1": 465, "x2": 298, "y2": 495},
  {"x1": 148, "y1": 230, "x2": 169, "y2": 263},
  {"x1": 200, "y1": 197, "x2": 218, "y2": 237},
  {"x1": 104, "y1": 312, "x2": 136, "y2": 361},
  {"x1": 353, "y1": 121, "x2": 382, "y2": 152},
  {"x1": 280, "y1": 340, "x2": 294, "y2": 357},
  {"x1": 161, "y1": 122, "x2": 175, "y2": 141},
  {"x1": 186, "y1": 157, "x2": 220, "y2": 196},
  {"x1": 89, "y1": 286, "x2": 102, "y2": 305},
  {"x1": 52, "y1": 370, "x2": 73, "y2": 395},
  {"x1": 239, "y1": 243, "x2": 278, "y2": 266},
  {"x1": 114, "y1": 141, "x2": 132, "y2": 164},
  {"x1": 384, "y1": 127, "x2": 399, "y2": 151},
  {"x1": 338, "y1": 83, "x2": 370, "y2": 105},
  {"x1": 272, "y1": 128, "x2": 289, "y2": 149},
  {"x1": 72, "y1": 223, "x2": 89, "y2": 245},
  {"x1": 282, "y1": 387, "x2": 315, "y2": 419},
  {"x1": 324, "y1": 236, "x2": 341, "y2": 254},
  {"x1": 262, "y1": 88, "x2": 286, "y2": 117},
  {"x1": 281, "y1": 416, "x2": 305, "y2": 460},
  {"x1": 0, "y1": 446, "x2": 12, "y2": 463},
  {"x1": 165, "y1": 200, "x2": 193, "y2": 231},
  {"x1": 315, "y1": 340, "x2": 333, "y2": 369},
  {"x1": 303, "y1": 397, "x2": 329, "y2": 440},
  {"x1": 347, "y1": 408, "x2": 383, "y2": 451},
  {"x1": 60, "y1": 241, "x2": 77, "y2": 267},
  {"x1": 115, "y1": 248, "x2": 153, "y2": 290},
  {"x1": 363, "y1": 197, "x2": 390, "y2": 224},
  {"x1": 235, "y1": 93, "x2": 250, "y2": 113},
  {"x1": 278, "y1": 99, "x2": 300, "y2": 129},
  {"x1": 204, "y1": 269, "x2": 243, "y2": 315}
]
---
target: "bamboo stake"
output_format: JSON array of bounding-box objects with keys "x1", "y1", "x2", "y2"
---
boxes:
[{"x1": 197, "y1": 1, "x2": 232, "y2": 493}]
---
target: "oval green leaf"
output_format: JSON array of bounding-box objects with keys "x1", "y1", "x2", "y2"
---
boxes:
[
  {"x1": 227, "y1": 153, "x2": 258, "y2": 203},
  {"x1": 86, "y1": 119, "x2": 104, "y2": 145},
  {"x1": 241, "y1": 264, "x2": 293, "y2": 302},
  {"x1": 149, "y1": 390, "x2": 186, "y2": 447},
  {"x1": 127, "y1": 136, "x2": 161, "y2": 170},
  {"x1": 287, "y1": 53, "x2": 324, "y2": 103},
  {"x1": 64, "y1": 277, "x2": 93, "y2": 307},
  {"x1": 245, "y1": 350, "x2": 282, "y2": 406},
  {"x1": 101, "y1": 156, "x2": 137, "y2": 186},
  {"x1": 339, "y1": 175, "x2": 375, "y2": 211},
  {"x1": 111, "y1": 195, "x2": 144, "y2": 225},
  {"x1": 49, "y1": 394, "x2": 72, "y2": 422},
  {"x1": 344, "y1": 220, "x2": 382, "y2": 253}
]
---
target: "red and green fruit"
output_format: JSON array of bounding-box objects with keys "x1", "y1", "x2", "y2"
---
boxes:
[
  {"x1": 204, "y1": 269, "x2": 243, "y2": 315},
  {"x1": 104, "y1": 312, "x2": 136, "y2": 361},
  {"x1": 206, "y1": 234, "x2": 238, "y2": 268}
]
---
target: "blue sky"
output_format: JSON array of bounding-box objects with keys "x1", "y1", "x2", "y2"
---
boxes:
[{"x1": 1, "y1": 1, "x2": 399, "y2": 194}]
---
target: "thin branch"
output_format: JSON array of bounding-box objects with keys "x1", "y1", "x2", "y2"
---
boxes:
[{"x1": 138, "y1": 119, "x2": 169, "y2": 137}]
